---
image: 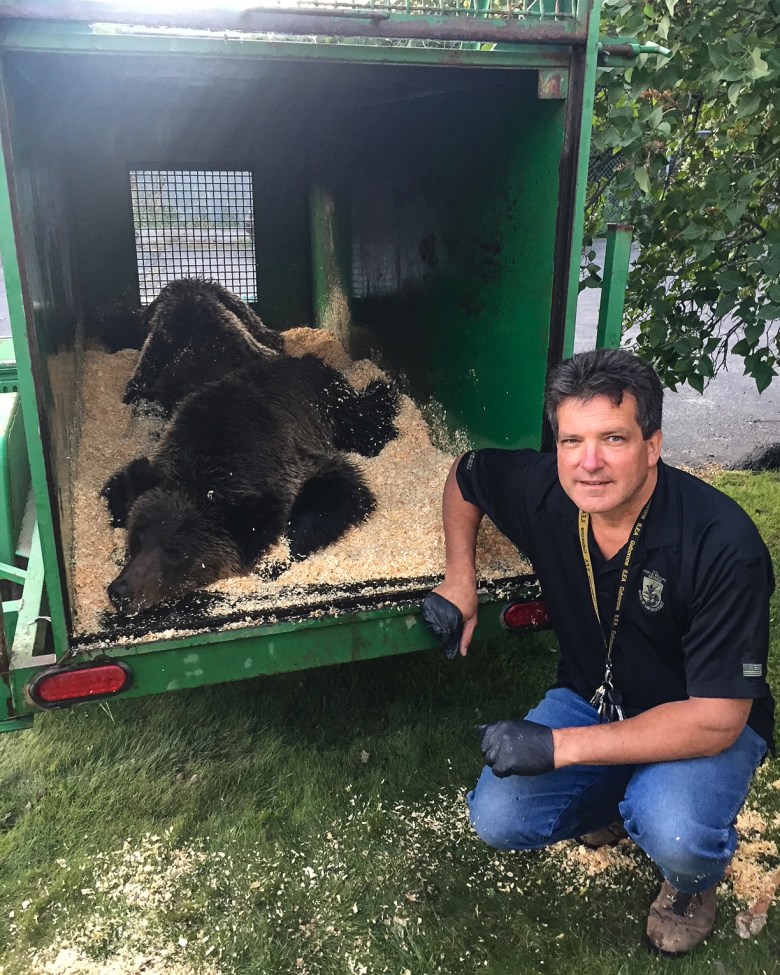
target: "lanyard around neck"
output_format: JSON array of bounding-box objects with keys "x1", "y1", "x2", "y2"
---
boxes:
[{"x1": 577, "y1": 499, "x2": 652, "y2": 665}]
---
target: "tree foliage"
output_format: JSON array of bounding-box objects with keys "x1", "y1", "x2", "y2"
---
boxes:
[{"x1": 586, "y1": 0, "x2": 780, "y2": 392}]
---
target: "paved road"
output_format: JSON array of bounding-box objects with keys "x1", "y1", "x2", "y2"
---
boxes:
[{"x1": 575, "y1": 242, "x2": 780, "y2": 469}]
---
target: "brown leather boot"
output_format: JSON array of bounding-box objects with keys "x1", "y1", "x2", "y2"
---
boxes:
[
  {"x1": 576, "y1": 821, "x2": 628, "y2": 849},
  {"x1": 646, "y1": 880, "x2": 717, "y2": 956}
]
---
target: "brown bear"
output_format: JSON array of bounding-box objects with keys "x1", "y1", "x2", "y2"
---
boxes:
[
  {"x1": 124, "y1": 277, "x2": 284, "y2": 413},
  {"x1": 102, "y1": 353, "x2": 399, "y2": 613}
]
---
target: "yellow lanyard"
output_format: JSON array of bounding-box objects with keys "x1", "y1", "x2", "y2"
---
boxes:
[{"x1": 577, "y1": 499, "x2": 652, "y2": 720}]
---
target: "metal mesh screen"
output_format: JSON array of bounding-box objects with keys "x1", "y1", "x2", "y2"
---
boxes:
[{"x1": 130, "y1": 170, "x2": 257, "y2": 304}]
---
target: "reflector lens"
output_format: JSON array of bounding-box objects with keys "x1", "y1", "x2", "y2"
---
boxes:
[
  {"x1": 34, "y1": 664, "x2": 130, "y2": 704},
  {"x1": 501, "y1": 600, "x2": 551, "y2": 631}
]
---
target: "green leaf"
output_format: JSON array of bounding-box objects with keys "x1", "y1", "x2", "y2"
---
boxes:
[
  {"x1": 738, "y1": 172, "x2": 758, "y2": 192},
  {"x1": 754, "y1": 365, "x2": 775, "y2": 394},
  {"x1": 688, "y1": 372, "x2": 705, "y2": 393},
  {"x1": 749, "y1": 47, "x2": 771, "y2": 80},
  {"x1": 646, "y1": 106, "x2": 663, "y2": 129},
  {"x1": 714, "y1": 294, "x2": 738, "y2": 318},
  {"x1": 717, "y1": 269, "x2": 743, "y2": 292},
  {"x1": 680, "y1": 222, "x2": 705, "y2": 240},
  {"x1": 719, "y1": 64, "x2": 747, "y2": 82},
  {"x1": 725, "y1": 33, "x2": 744, "y2": 55},
  {"x1": 736, "y1": 92, "x2": 762, "y2": 119},
  {"x1": 724, "y1": 201, "x2": 748, "y2": 225},
  {"x1": 745, "y1": 320, "x2": 765, "y2": 344},
  {"x1": 697, "y1": 241, "x2": 716, "y2": 261},
  {"x1": 634, "y1": 167, "x2": 651, "y2": 194},
  {"x1": 766, "y1": 254, "x2": 780, "y2": 279},
  {"x1": 758, "y1": 304, "x2": 780, "y2": 321}
]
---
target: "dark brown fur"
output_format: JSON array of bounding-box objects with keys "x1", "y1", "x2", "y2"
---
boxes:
[{"x1": 124, "y1": 277, "x2": 284, "y2": 413}]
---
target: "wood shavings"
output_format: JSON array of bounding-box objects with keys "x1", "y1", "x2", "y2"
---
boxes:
[
  {"x1": 729, "y1": 838, "x2": 779, "y2": 907},
  {"x1": 563, "y1": 839, "x2": 638, "y2": 878},
  {"x1": 70, "y1": 328, "x2": 529, "y2": 640},
  {"x1": 30, "y1": 947, "x2": 220, "y2": 975},
  {"x1": 26, "y1": 834, "x2": 226, "y2": 975},
  {"x1": 736, "y1": 809, "x2": 768, "y2": 836},
  {"x1": 70, "y1": 348, "x2": 166, "y2": 632},
  {"x1": 543, "y1": 802, "x2": 780, "y2": 928},
  {"x1": 727, "y1": 806, "x2": 780, "y2": 938},
  {"x1": 735, "y1": 866, "x2": 780, "y2": 940},
  {"x1": 282, "y1": 326, "x2": 354, "y2": 373}
]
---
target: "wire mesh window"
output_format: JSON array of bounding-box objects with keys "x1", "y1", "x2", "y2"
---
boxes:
[{"x1": 130, "y1": 170, "x2": 257, "y2": 304}]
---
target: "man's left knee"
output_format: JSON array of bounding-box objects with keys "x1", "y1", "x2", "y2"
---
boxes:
[{"x1": 620, "y1": 796, "x2": 735, "y2": 887}]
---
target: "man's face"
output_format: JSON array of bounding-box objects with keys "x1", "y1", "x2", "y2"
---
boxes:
[{"x1": 555, "y1": 393, "x2": 662, "y2": 519}]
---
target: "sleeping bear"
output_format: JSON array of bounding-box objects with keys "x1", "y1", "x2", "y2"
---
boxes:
[
  {"x1": 102, "y1": 353, "x2": 399, "y2": 614},
  {"x1": 124, "y1": 277, "x2": 284, "y2": 413}
]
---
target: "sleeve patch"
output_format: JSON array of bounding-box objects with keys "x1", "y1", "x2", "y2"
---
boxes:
[{"x1": 743, "y1": 663, "x2": 763, "y2": 677}]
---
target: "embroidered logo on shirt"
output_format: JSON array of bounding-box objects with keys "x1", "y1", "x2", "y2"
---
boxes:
[
  {"x1": 743, "y1": 663, "x2": 763, "y2": 678},
  {"x1": 465, "y1": 451, "x2": 476, "y2": 470},
  {"x1": 638, "y1": 569, "x2": 665, "y2": 613}
]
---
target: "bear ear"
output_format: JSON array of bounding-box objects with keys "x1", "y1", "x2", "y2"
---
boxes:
[{"x1": 100, "y1": 457, "x2": 160, "y2": 527}]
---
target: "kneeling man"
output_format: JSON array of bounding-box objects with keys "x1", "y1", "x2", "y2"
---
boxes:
[{"x1": 429, "y1": 348, "x2": 774, "y2": 955}]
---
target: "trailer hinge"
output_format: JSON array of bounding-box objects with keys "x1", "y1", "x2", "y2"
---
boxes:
[{"x1": 597, "y1": 39, "x2": 671, "y2": 67}]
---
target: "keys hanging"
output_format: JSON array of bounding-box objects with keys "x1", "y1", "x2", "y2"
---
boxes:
[{"x1": 590, "y1": 669, "x2": 625, "y2": 723}]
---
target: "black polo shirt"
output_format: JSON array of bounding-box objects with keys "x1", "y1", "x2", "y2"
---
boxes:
[{"x1": 457, "y1": 450, "x2": 775, "y2": 748}]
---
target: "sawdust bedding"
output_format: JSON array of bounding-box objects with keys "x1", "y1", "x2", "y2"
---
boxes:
[{"x1": 70, "y1": 327, "x2": 529, "y2": 642}]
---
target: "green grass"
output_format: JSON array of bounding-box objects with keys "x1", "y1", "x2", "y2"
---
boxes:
[{"x1": 1, "y1": 472, "x2": 780, "y2": 974}]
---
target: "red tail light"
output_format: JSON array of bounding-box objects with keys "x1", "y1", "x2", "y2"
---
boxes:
[
  {"x1": 500, "y1": 599, "x2": 551, "y2": 632},
  {"x1": 28, "y1": 662, "x2": 132, "y2": 709}
]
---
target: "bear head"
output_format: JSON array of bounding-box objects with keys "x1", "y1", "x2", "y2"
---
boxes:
[
  {"x1": 107, "y1": 486, "x2": 242, "y2": 614},
  {"x1": 123, "y1": 280, "x2": 280, "y2": 413}
]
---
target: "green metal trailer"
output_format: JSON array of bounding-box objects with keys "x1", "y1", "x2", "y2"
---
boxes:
[{"x1": 0, "y1": 0, "x2": 641, "y2": 731}]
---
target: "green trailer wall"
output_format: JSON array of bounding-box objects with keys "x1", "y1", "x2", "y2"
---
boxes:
[{"x1": 0, "y1": 4, "x2": 601, "y2": 723}]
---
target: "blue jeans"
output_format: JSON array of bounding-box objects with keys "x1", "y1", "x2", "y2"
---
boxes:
[{"x1": 467, "y1": 687, "x2": 767, "y2": 894}]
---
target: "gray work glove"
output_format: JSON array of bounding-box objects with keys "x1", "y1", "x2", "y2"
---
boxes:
[
  {"x1": 479, "y1": 719, "x2": 555, "y2": 777},
  {"x1": 421, "y1": 591, "x2": 464, "y2": 660}
]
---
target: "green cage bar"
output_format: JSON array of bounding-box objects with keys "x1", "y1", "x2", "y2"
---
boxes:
[{"x1": 596, "y1": 222, "x2": 634, "y2": 350}]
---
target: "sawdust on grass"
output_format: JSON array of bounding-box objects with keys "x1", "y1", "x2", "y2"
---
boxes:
[{"x1": 11, "y1": 792, "x2": 780, "y2": 975}]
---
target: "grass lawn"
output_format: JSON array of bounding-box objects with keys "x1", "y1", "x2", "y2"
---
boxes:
[{"x1": 1, "y1": 472, "x2": 780, "y2": 975}]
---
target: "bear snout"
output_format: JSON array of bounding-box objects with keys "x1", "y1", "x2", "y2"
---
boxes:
[
  {"x1": 107, "y1": 574, "x2": 136, "y2": 613},
  {"x1": 107, "y1": 554, "x2": 166, "y2": 614}
]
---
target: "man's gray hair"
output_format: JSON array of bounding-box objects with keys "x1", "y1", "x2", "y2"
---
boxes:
[{"x1": 545, "y1": 348, "x2": 663, "y2": 440}]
